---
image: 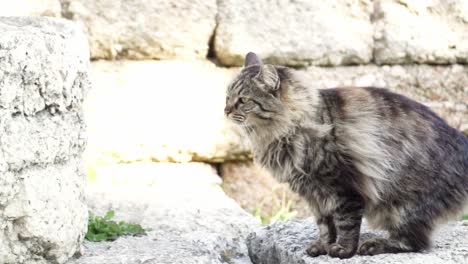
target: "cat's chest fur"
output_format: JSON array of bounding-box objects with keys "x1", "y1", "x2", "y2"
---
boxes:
[
  {"x1": 254, "y1": 130, "x2": 343, "y2": 214},
  {"x1": 255, "y1": 133, "x2": 307, "y2": 184}
]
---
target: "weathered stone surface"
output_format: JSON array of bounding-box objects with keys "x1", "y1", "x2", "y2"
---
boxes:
[
  {"x1": 374, "y1": 0, "x2": 468, "y2": 64},
  {"x1": 68, "y1": 162, "x2": 259, "y2": 264},
  {"x1": 0, "y1": 17, "x2": 90, "y2": 264},
  {"x1": 221, "y1": 161, "x2": 313, "y2": 219},
  {"x1": 247, "y1": 219, "x2": 468, "y2": 264},
  {"x1": 0, "y1": 112, "x2": 85, "y2": 171},
  {"x1": 1, "y1": 159, "x2": 88, "y2": 264},
  {"x1": 302, "y1": 64, "x2": 468, "y2": 132},
  {"x1": 85, "y1": 60, "x2": 250, "y2": 164},
  {"x1": 0, "y1": 0, "x2": 61, "y2": 16},
  {"x1": 0, "y1": 18, "x2": 89, "y2": 115},
  {"x1": 215, "y1": 0, "x2": 373, "y2": 66},
  {"x1": 61, "y1": 0, "x2": 217, "y2": 60}
]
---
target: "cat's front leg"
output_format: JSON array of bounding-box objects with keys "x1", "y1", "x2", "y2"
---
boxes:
[
  {"x1": 328, "y1": 196, "x2": 364, "y2": 259},
  {"x1": 306, "y1": 215, "x2": 336, "y2": 257}
]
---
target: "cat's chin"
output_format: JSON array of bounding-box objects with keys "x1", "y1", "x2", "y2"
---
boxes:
[
  {"x1": 232, "y1": 120, "x2": 254, "y2": 130},
  {"x1": 228, "y1": 119, "x2": 247, "y2": 126}
]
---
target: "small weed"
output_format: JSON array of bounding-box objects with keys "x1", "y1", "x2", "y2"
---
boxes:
[
  {"x1": 462, "y1": 215, "x2": 468, "y2": 221},
  {"x1": 86, "y1": 211, "x2": 151, "y2": 242},
  {"x1": 253, "y1": 187, "x2": 297, "y2": 225}
]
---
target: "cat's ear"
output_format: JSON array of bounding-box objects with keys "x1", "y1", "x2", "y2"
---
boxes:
[
  {"x1": 255, "y1": 64, "x2": 280, "y2": 90},
  {"x1": 244, "y1": 52, "x2": 262, "y2": 67}
]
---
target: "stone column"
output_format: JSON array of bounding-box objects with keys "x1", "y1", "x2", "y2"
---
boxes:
[{"x1": 0, "y1": 17, "x2": 90, "y2": 264}]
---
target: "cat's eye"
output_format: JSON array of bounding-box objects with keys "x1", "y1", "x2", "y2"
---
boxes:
[{"x1": 239, "y1": 97, "x2": 250, "y2": 104}]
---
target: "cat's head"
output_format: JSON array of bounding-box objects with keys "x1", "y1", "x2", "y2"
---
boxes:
[{"x1": 224, "y1": 52, "x2": 286, "y2": 127}]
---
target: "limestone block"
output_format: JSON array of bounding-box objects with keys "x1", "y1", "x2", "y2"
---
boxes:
[
  {"x1": 0, "y1": 0, "x2": 61, "y2": 16},
  {"x1": 215, "y1": 0, "x2": 373, "y2": 66},
  {"x1": 0, "y1": 159, "x2": 87, "y2": 264},
  {"x1": 61, "y1": 0, "x2": 217, "y2": 60},
  {"x1": 0, "y1": 112, "x2": 85, "y2": 171},
  {"x1": 85, "y1": 60, "x2": 250, "y2": 164},
  {"x1": 374, "y1": 0, "x2": 468, "y2": 64},
  {"x1": 0, "y1": 17, "x2": 90, "y2": 264},
  {"x1": 0, "y1": 17, "x2": 89, "y2": 115}
]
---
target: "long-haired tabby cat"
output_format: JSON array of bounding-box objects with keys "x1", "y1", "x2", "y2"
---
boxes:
[{"x1": 225, "y1": 52, "x2": 468, "y2": 259}]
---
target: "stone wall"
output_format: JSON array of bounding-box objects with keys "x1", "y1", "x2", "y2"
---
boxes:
[
  {"x1": 60, "y1": 0, "x2": 217, "y2": 60},
  {"x1": 8, "y1": 1, "x2": 468, "y2": 66},
  {"x1": 3, "y1": 1, "x2": 466, "y2": 165},
  {"x1": 58, "y1": 0, "x2": 468, "y2": 66},
  {"x1": 0, "y1": 17, "x2": 90, "y2": 263},
  {"x1": 1, "y1": 2, "x2": 466, "y2": 257},
  {"x1": 56, "y1": 0, "x2": 468, "y2": 164}
]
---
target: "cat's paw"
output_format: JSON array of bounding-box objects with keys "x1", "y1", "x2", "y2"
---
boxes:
[
  {"x1": 306, "y1": 241, "x2": 327, "y2": 257},
  {"x1": 358, "y1": 237, "x2": 388, "y2": 256},
  {"x1": 328, "y1": 243, "x2": 356, "y2": 259}
]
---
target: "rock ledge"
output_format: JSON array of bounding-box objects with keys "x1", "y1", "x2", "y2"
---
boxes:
[{"x1": 247, "y1": 219, "x2": 468, "y2": 264}]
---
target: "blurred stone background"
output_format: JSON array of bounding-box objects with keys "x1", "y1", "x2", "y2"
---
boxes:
[
  {"x1": 2, "y1": 0, "x2": 466, "y2": 220},
  {"x1": 1, "y1": 1, "x2": 467, "y2": 262}
]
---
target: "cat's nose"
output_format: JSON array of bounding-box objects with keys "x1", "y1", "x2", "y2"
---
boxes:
[{"x1": 224, "y1": 105, "x2": 233, "y2": 115}]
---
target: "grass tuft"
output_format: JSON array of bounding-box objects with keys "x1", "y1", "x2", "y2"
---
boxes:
[
  {"x1": 85, "y1": 211, "x2": 151, "y2": 242},
  {"x1": 253, "y1": 187, "x2": 297, "y2": 225}
]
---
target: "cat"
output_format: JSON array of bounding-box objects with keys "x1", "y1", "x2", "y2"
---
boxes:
[{"x1": 224, "y1": 52, "x2": 468, "y2": 259}]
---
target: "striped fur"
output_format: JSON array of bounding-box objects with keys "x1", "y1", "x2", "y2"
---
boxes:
[{"x1": 225, "y1": 53, "x2": 468, "y2": 259}]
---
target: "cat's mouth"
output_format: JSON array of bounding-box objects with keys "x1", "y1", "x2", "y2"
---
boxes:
[{"x1": 228, "y1": 113, "x2": 246, "y2": 124}]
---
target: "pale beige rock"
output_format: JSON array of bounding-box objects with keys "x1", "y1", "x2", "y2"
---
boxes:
[
  {"x1": 0, "y1": 17, "x2": 90, "y2": 264},
  {"x1": 85, "y1": 60, "x2": 250, "y2": 164},
  {"x1": 1, "y1": 158, "x2": 87, "y2": 264},
  {"x1": 62, "y1": 0, "x2": 217, "y2": 60},
  {"x1": 215, "y1": 0, "x2": 373, "y2": 66},
  {"x1": 0, "y1": 0, "x2": 61, "y2": 16},
  {"x1": 374, "y1": 0, "x2": 468, "y2": 64},
  {"x1": 221, "y1": 161, "x2": 313, "y2": 219}
]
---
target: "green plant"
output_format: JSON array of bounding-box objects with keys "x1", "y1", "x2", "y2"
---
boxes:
[
  {"x1": 462, "y1": 215, "x2": 468, "y2": 220},
  {"x1": 253, "y1": 187, "x2": 297, "y2": 225},
  {"x1": 86, "y1": 211, "x2": 150, "y2": 242}
]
